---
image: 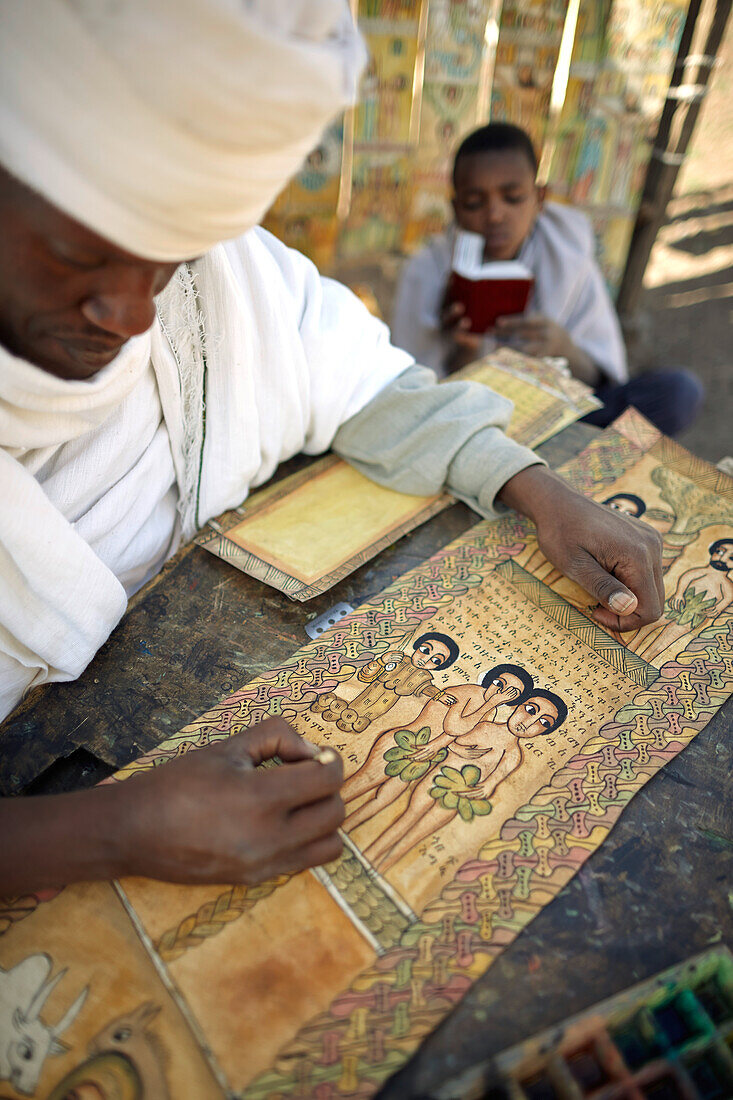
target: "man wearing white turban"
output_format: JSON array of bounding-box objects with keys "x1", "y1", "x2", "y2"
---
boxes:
[{"x1": 0, "y1": 0, "x2": 663, "y2": 894}]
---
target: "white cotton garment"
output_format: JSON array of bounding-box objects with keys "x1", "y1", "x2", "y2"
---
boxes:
[
  {"x1": 1, "y1": 336, "x2": 179, "y2": 596},
  {"x1": 0, "y1": 0, "x2": 365, "y2": 260},
  {"x1": 0, "y1": 228, "x2": 413, "y2": 720},
  {"x1": 391, "y1": 203, "x2": 628, "y2": 383},
  {"x1": 520, "y1": 203, "x2": 628, "y2": 383}
]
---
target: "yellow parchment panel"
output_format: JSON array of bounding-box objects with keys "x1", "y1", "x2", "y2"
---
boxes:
[
  {"x1": 0, "y1": 882, "x2": 224, "y2": 1100},
  {"x1": 121, "y1": 873, "x2": 374, "y2": 1086},
  {"x1": 225, "y1": 462, "x2": 437, "y2": 584},
  {"x1": 470, "y1": 362, "x2": 578, "y2": 446}
]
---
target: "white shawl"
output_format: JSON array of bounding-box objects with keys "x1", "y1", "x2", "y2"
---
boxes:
[
  {"x1": 0, "y1": 228, "x2": 413, "y2": 719},
  {"x1": 520, "y1": 203, "x2": 628, "y2": 384}
]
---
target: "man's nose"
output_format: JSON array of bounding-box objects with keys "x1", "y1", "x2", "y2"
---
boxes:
[
  {"x1": 81, "y1": 294, "x2": 156, "y2": 338},
  {"x1": 80, "y1": 271, "x2": 159, "y2": 338}
]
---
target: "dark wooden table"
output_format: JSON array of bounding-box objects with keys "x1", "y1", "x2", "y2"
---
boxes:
[{"x1": 2, "y1": 421, "x2": 731, "y2": 1097}]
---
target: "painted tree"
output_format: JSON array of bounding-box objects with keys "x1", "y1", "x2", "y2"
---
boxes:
[{"x1": 652, "y1": 466, "x2": 733, "y2": 572}]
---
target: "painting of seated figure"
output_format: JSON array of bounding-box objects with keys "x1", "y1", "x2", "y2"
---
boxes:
[{"x1": 516, "y1": 413, "x2": 733, "y2": 669}]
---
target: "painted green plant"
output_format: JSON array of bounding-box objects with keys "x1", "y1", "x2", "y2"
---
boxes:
[
  {"x1": 429, "y1": 764, "x2": 492, "y2": 821},
  {"x1": 666, "y1": 587, "x2": 717, "y2": 627},
  {"x1": 383, "y1": 727, "x2": 448, "y2": 782}
]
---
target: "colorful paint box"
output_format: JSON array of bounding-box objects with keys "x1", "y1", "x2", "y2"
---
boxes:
[{"x1": 435, "y1": 947, "x2": 733, "y2": 1100}]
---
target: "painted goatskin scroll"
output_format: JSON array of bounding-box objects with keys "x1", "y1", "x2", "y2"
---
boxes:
[{"x1": 1, "y1": 410, "x2": 731, "y2": 1100}]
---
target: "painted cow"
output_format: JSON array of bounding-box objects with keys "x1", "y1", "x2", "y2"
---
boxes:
[{"x1": 0, "y1": 954, "x2": 88, "y2": 1095}]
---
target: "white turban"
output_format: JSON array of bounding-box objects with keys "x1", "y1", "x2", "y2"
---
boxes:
[{"x1": 0, "y1": 0, "x2": 365, "y2": 260}]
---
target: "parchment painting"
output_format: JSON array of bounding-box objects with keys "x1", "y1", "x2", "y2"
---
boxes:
[
  {"x1": 0, "y1": 884, "x2": 224, "y2": 1098},
  {"x1": 1, "y1": 410, "x2": 731, "y2": 1099},
  {"x1": 197, "y1": 454, "x2": 452, "y2": 601},
  {"x1": 517, "y1": 413, "x2": 733, "y2": 669}
]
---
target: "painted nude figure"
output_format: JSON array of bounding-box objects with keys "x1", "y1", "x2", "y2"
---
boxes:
[
  {"x1": 311, "y1": 632, "x2": 459, "y2": 734},
  {"x1": 342, "y1": 663, "x2": 534, "y2": 833},
  {"x1": 364, "y1": 687, "x2": 567, "y2": 872},
  {"x1": 633, "y1": 538, "x2": 733, "y2": 661}
]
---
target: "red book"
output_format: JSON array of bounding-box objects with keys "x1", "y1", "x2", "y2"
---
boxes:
[{"x1": 446, "y1": 230, "x2": 534, "y2": 334}]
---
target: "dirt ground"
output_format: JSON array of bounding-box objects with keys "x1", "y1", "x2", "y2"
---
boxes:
[{"x1": 640, "y1": 14, "x2": 733, "y2": 464}]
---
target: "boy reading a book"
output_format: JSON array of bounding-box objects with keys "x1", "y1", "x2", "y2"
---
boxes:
[{"x1": 392, "y1": 122, "x2": 702, "y2": 436}]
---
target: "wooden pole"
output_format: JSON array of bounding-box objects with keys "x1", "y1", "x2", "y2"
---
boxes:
[{"x1": 615, "y1": 0, "x2": 731, "y2": 318}]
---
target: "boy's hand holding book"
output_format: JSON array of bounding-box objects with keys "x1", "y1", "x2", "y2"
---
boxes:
[
  {"x1": 441, "y1": 228, "x2": 535, "y2": 373},
  {"x1": 446, "y1": 229, "x2": 534, "y2": 335},
  {"x1": 495, "y1": 314, "x2": 601, "y2": 387},
  {"x1": 440, "y1": 298, "x2": 483, "y2": 370},
  {"x1": 494, "y1": 313, "x2": 571, "y2": 358}
]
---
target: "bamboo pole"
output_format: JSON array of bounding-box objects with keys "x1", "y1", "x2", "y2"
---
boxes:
[{"x1": 616, "y1": 0, "x2": 731, "y2": 317}]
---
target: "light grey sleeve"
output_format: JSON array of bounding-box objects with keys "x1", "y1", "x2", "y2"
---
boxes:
[{"x1": 332, "y1": 363, "x2": 544, "y2": 520}]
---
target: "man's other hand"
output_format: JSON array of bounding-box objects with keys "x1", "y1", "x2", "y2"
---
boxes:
[
  {"x1": 498, "y1": 466, "x2": 665, "y2": 632},
  {"x1": 0, "y1": 719, "x2": 345, "y2": 896}
]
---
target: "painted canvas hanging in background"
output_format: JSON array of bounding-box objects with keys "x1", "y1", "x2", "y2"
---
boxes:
[
  {"x1": 401, "y1": 0, "x2": 495, "y2": 251},
  {"x1": 544, "y1": 0, "x2": 688, "y2": 287},
  {"x1": 491, "y1": 0, "x2": 570, "y2": 149},
  {"x1": 261, "y1": 0, "x2": 689, "y2": 296}
]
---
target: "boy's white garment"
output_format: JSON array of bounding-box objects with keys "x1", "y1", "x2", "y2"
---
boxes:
[
  {"x1": 0, "y1": 228, "x2": 538, "y2": 722},
  {"x1": 391, "y1": 202, "x2": 628, "y2": 383}
]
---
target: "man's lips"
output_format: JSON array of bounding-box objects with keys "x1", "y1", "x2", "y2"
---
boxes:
[
  {"x1": 56, "y1": 333, "x2": 124, "y2": 363},
  {"x1": 46, "y1": 324, "x2": 122, "y2": 350}
]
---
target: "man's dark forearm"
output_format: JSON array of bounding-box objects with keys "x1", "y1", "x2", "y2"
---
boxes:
[
  {"x1": 0, "y1": 786, "x2": 129, "y2": 895},
  {"x1": 0, "y1": 719, "x2": 348, "y2": 896},
  {"x1": 496, "y1": 463, "x2": 571, "y2": 522}
]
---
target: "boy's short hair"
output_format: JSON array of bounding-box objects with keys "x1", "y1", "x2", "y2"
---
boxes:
[{"x1": 453, "y1": 122, "x2": 538, "y2": 184}]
